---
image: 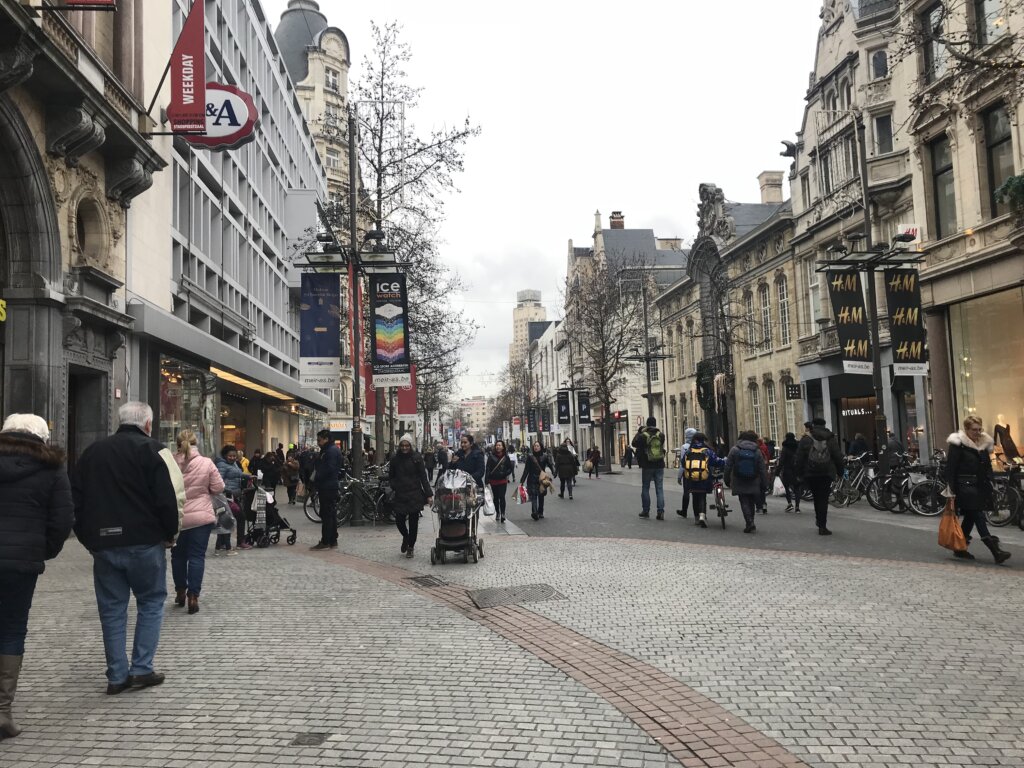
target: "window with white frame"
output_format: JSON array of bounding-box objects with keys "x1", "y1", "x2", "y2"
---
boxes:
[
  {"x1": 765, "y1": 381, "x2": 779, "y2": 442},
  {"x1": 870, "y1": 49, "x2": 889, "y2": 80},
  {"x1": 750, "y1": 385, "x2": 763, "y2": 437},
  {"x1": 682, "y1": 397, "x2": 689, "y2": 431},
  {"x1": 648, "y1": 358, "x2": 659, "y2": 383},
  {"x1": 688, "y1": 321, "x2": 697, "y2": 373},
  {"x1": 326, "y1": 148, "x2": 340, "y2": 169},
  {"x1": 778, "y1": 276, "x2": 792, "y2": 346},
  {"x1": 875, "y1": 113, "x2": 894, "y2": 155},
  {"x1": 785, "y1": 392, "x2": 799, "y2": 437},
  {"x1": 759, "y1": 283, "x2": 772, "y2": 352},
  {"x1": 745, "y1": 292, "x2": 756, "y2": 348},
  {"x1": 326, "y1": 68, "x2": 340, "y2": 92},
  {"x1": 666, "y1": 329, "x2": 675, "y2": 378},
  {"x1": 806, "y1": 258, "x2": 822, "y2": 327}
]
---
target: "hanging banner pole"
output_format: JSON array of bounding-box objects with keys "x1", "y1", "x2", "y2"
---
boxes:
[{"x1": 165, "y1": 0, "x2": 207, "y2": 134}]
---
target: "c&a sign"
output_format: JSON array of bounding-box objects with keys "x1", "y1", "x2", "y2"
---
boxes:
[{"x1": 183, "y1": 84, "x2": 260, "y2": 151}]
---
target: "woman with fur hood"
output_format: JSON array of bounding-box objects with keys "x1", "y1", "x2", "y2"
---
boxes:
[
  {"x1": 946, "y1": 416, "x2": 1010, "y2": 563},
  {"x1": 0, "y1": 414, "x2": 74, "y2": 739}
]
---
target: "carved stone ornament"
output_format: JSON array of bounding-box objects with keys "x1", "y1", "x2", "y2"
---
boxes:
[
  {"x1": 779, "y1": 368, "x2": 792, "y2": 381},
  {"x1": 774, "y1": 232, "x2": 785, "y2": 255},
  {"x1": 762, "y1": 372, "x2": 774, "y2": 385},
  {"x1": 0, "y1": 35, "x2": 37, "y2": 94},
  {"x1": 697, "y1": 183, "x2": 735, "y2": 242},
  {"x1": 756, "y1": 241, "x2": 768, "y2": 263},
  {"x1": 106, "y1": 156, "x2": 154, "y2": 209},
  {"x1": 47, "y1": 106, "x2": 106, "y2": 167}
]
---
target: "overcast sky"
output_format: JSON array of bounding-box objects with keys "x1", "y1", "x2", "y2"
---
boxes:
[{"x1": 265, "y1": 0, "x2": 824, "y2": 399}]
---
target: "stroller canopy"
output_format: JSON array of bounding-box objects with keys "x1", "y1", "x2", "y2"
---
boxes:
[{"x1": 437, "y1": 469, "x2": 474, "y2": 490}]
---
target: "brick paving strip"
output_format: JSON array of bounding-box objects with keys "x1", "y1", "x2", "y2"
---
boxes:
[{"x1": 302, "y1": 548, "x2": 809, "y2": 768}]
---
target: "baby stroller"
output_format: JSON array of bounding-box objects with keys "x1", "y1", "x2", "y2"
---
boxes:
[
  {"x1": 245, "y1": 477, "x2": 297, "y2": 547},
  {"x1": 430, "y1": 469, "x2": 484, "y2": 565}
]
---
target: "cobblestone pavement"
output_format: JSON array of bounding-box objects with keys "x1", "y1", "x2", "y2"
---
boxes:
[{"x1": 2, "y1": 493, "x2": 1021, "y2": 768}]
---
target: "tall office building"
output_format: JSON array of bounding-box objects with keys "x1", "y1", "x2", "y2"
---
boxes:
[{"x1": 509, "y1": 290, "x2": 546, "y2": 367}]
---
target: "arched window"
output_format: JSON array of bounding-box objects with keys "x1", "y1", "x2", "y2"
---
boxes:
[
  {"x1": 676, "y1": 323, "x2": 684, "y2": 376},
  {"x1": 750, "y1": 384, "x2": 763, "y2": 437},
  {"x1": 666, "y1": 329, "x2": 675, "y2": 378},
  {"x1": 745, "y1": 291, "x2": 756, "y2": 348},
  {"x1": 765, "y1": 381, "x2": 779, "y2": 442},
  {"x1": 871, "y1": 49, "x2": 888, "y2": 80},
  {"x1": 826, "y1": 90, "x2": 838, "y2": 114},
  {"x1": 777, "y1": 275, "x2": 791, "y2": 346},
  {"x1": 759, "y1": 283, "x2": 772, "y2": 352},
  {"x1": 842, "y1": 79, "x2": 853, "y2": 110}
]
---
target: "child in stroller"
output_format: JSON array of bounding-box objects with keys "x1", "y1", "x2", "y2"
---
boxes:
[{"x1": 429, "y1": 469, "x2": 484, "y2": 565}]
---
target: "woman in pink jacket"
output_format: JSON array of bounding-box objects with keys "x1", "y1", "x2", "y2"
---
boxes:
[{"x1": 172, "y1": 430, "x2": 224, "y2": 614}]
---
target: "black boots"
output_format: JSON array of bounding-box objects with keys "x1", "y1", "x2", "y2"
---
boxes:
[
  {"x1": 982, "y1": 536, "x2": 1011, "y2": 564},
  {"x1": 0, "y1": 655, "x2": 23, "y2": 739}
]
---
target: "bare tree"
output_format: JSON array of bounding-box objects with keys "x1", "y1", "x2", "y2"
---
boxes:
[{"x1": 354, "y1": 21, "x2": 481, "y2": 451}]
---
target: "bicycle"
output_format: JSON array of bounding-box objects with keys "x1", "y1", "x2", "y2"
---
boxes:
[
  {"x1": 985, "y1": 459, "x2": 1024, "y2": 528},
  {"x1": 711, "y1": 469, "x2": 730, "y2": 529}
]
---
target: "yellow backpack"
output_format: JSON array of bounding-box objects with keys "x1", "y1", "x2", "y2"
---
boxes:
[{"x1": 684, "y1": 447, "x2": 709, "y2": 482}]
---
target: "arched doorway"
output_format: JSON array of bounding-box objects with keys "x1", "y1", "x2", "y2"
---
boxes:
[{"x1": 0, "y1": 94, "x2": 65, "y2": 439}]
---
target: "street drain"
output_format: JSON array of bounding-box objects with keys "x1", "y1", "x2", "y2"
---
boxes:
[
  {"x1": 405, "y1": 575, "x2": 446, "y2": 588},
  {"x1": 290, "y1": 733, "x2": 329, "y2": 746},
  {"x1": 467, "y1": 583, "x2": 566, "y2": 609}
]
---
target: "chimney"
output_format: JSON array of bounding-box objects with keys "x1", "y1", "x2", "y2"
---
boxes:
[
  {"x1": 758, "y1": 171, "x2": 784, "y2": 204},
  {"x1": 609, "y1": 211, "x2": 625, "y2": 229}
]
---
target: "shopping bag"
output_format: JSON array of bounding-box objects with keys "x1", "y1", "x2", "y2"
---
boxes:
[
  {"x1": 295, "y1": 480, "x2": 306, "y2": 500},
  {"x1": 583, "y1": 460, "x2": 594, "y2": 473},
  {"x1": 482, "y1": 485, "x2": 496, "y2": 516},
  {"x1": 772, "y1": 476, "x2": 786, "y2": 497},
  {"x1": 938, "y1": 498, "x2": 967, "y2": 551},
  {"x1": 514, "y1": 484, "x2": 528, "y2": 504}
]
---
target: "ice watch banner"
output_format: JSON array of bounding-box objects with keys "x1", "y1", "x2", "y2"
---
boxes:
[{"x1": 368, "y1": 273, "x2": 412, "y2": 387}]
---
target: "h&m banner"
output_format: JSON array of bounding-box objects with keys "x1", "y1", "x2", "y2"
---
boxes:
[
  {"x1": 577, "y1": 391, "x2": 591, "y2": 424},
  {"x1": 826, "y1": 270, "x2": 872, "y2": 375},
  {"x1": 557, "y1": 391, "x2": 571, "y2": 424},
  {"x1": 527, "y1": 409, "x2": 538, "y2": 433},
  {"x1": 368, "y1": 273, "x2": 411, "y2": 387},
  {"x1": 299, "y1": 274, "x2": 340, "y2": 388},
  {"x1": 167, "y1": 0, "x2": 207, "y2": 133},
  {"x1": 884, "y1": 269, "x2": 928, "y2": 376}
]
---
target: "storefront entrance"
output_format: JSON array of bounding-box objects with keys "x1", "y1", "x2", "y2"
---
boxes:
[{"x1": 67, "y1": 367, "x2": 108, "y2": 474}]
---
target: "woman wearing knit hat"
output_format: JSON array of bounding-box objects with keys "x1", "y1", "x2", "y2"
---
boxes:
[
  {"x1": 390, "y1": 434, "x2": 433, "y2": 558},
  {"x1": 0, "y1": 414, "x2": 74, "y2": 739}
]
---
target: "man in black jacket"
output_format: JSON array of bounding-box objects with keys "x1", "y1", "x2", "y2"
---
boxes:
[
  {"x1": 794, "y1": 417, "x2": 844, "y2": 535},
  {"x1": 72, "y1": 402, "x2": 184, "y2": 695},
  {"x1": 310, "y1": 430, "x2": 342, "y2": 550}
]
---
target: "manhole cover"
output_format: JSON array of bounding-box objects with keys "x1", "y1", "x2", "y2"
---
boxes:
[
  {"x1": 467, "y1": 583, "x2": 566, "y2": 609},
  {"x1": 405, "y1": 575, "x2": 446, "y2": 588},
  {"x1": 290, "y1": 733, "x2": 329, "y2": 746}
]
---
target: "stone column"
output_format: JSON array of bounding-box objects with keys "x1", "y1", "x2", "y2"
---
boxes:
[{"x1": 114, "y1": 0, "x2": 135, "y2": 96}]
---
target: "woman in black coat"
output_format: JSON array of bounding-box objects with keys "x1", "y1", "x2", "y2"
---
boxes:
[
  {"x1": 778, "y1": 433, "x2": 801, "y2": 513},
  {"x1": 520, "y1": 441, "x2": 554, "y2": 521},
  {"x1": 0, "y1": 414, "x2": 74, "y2": 739},
  {"x1": 485, "y1": 440, "x2": 514, "y2": 523},
  {"x1": 390, "y1": 434, "x2": 433, "y2": 558},
  {"x1": 946, "y1": 416, "x2": 1009, "y2": 563}
]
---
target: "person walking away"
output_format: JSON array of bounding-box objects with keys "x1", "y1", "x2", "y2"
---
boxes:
[
  {"x1": 0, "y1": 415, "x2": 74, "y2": 739},
  {"x1": 624, "y1": 445, "x2": 634, "y2": 469},
  {"x1": 945, "y1": 416, "x2": 1009, "y2": 563},
  {"x1": 450, "y1": 434, "x2": 485, "y2": 487},
  {"x1": 675, "y1": 428, "x2": 697, "y2": 517},
  {"x1": 423, "y1": 445, "x2": 437, "y2": 483},
  {"x1": 71, "y1": 402, "x2": 185, "y2": 695},
  {"x1": 172, "y1": 431, "x2": 223, "y2": 614},
  {"x1": 778, "y1": 433, "x2": 801, "y2": 513},
  {"x1": 214, "y1": 445, "x2": 251, "y2": 552},
  {"x1": 633, "y1": 417, "x2": 668, "y2": 520},
  {"x1": 486, "y1": 440, "x2": 515, "y2": 522},
  {"x1": 390, "y1": 435, "x2": 433, "y2": 558},
  {"x1": 795, "y1": 417, "x2": 844, "y2": 535},
  {"x1": 435, "y1": 443, "x2": 450, "y2": 478},
  {"x1": 725, "y1": 431, "x2": 770, "y2": 533},
  {"x1": 310, "y1": 430, "x2": 342, "y2": 550},
  {"x1": 275, "y1": 443, "x2": 285, "y2": 465},
  {"x1": 520, "y1": 441, "x2": 554, "y2": 520},
  {"x1": 756, "y1": 437, "x2": 772, "y2": 514},
  {"x1": 681, "y1": 432, "x2": 724, "y2": 527},
  {"x1": 586, "y1": 446, "x2": 601, "y2": 478},
  {"x1": 553, "y1": 439, "x2": 579, "y2": 500},
  {"x1": 848, "y1": 432, "x2": 869, "y2": 457},
  {"x1": 282, "y1": 454, "x2": 300, "y2": 505}
]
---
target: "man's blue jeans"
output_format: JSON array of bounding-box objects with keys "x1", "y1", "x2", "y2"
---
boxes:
[
  {"x1": 92, "y1": 544, "x2": 167, "y2": 683},
  {"x1": 641, "y1": 468, "x2": 665, "y2": 514}
]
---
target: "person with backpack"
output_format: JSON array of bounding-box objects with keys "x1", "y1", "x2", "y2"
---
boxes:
[
  {"x1": 675, "y1": 428, "x2": 697, "y2": 517},
  {"x1": 679, "y1": 432, "x2": 724, "y2": 528},
  {"x1": 725, "y1": 430, "x2": 770, "y2": 533},
  {"x1": 633, "y1": 416, "x2": 669, "y2": 520},
  {"x1": 795, "y1": 417, "x2": 844, "y2": 535}
]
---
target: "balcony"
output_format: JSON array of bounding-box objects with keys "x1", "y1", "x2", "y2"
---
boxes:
[{"x1": 852, "y1": 0, "x2": 897, "y2": 23}]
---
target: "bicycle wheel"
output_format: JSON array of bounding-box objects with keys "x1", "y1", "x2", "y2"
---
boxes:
[
  {"x1": 866, "y1": 476, "x2": 889, "y2": 511},
  {"x1": 336, "y1": 493, "x2": 354, "y2": 526},
  {"x1": 303, "y1": 492, "x2": 321, "y2": 523},
  {"x1": 908, "y1": 480, "x2": 945, "y2": 517},
  {"x1": 986, "y1": 485, "x2": 1020, "y2": 527},
  {"x1": 879, "y1": 477, "x2": 902, "y2": 512}
]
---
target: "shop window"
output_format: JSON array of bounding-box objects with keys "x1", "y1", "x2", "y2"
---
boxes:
[
  {"x1": 949, "y1": 287, "x2": 1024, "y2": 455},
  {"x1": 778, "y1": 276, "x2": 792, "y2": 346},
  {"x1": 930, "y1": 134, "x2": 957, "y2": 238},
  {"x1": 875, "y1": 113, "x2": 894, "y2": 155},
  {"x1": 983, "y1": 103, "x2": 1014, "y2": 217},
  {"x1": 159, "y1": 357, "x2": 218, "y2": 457},
  {"x1": 870, "y1": 49, "x2": 889, "y2": 80}
]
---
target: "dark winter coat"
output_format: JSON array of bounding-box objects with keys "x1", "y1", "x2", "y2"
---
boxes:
[
  {"x1": 795, "y1": 426, "x2": 844, "y2": 480},
  {"x1": 553, "y1": 446, "x2": 579, "y2": 479},
  {"x1": 724, "y1": 439, "x2": 770, "y2": 497},
  {"x1": 72, "y1": 424, "x2": 184, "y2": 552},
  {"x1": 848, "y1": 436, "x2": 870, "y2": 457},
  {"x1": 0, "y1": 433, "x2": 74, "y2": 574},
  {"x1": 680, "y1": 440, "x2": 725, "y2": 493},
  {"x1": 485, "y1": 452, "x2": 514, "y2": 486},
  {"x1": 945, "y1": 431, "x2": 994, "y2": 512},
  {"x1": 451, "y1": 445, "x2": 486, "y2": 486},
  {"x1": 423, "y1": 450, "x2": 437, "y2": 471},
  {"x1": 632, "y1": 427, "x2": 667, "y2": 469},
  {"x1": 778, "y1": 437, "x2": 800, "y2": 483},
  {"x1": 259, "y1": 454, "x2": 282, "y2": 490},
  {"x1": 520, "y1": 450, "x2": 554, "y2": 493},
  {"x1": 313, "y1": 443, "x2": 343, "y2": 492},
  {"x1": 586, "y1": 448, "x2": 601, "y2": 467},
  {"x1": 388, "y1": 450, "x2": 432, "y2": 517}
]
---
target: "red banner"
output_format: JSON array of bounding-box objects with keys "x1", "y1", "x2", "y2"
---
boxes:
[
  {"x1": 397, "y1": 365, "x2": 417, "y2": 418},
  {"x1": 167, "y1": 0, "x2": 206, "y2": 133},
  {"x1": 363, "y1": 363, "x2": 376, "y2": 417}
]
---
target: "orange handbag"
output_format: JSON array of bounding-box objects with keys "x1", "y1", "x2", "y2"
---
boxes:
[{"x1": 938, "y1": 498, "x2": 967, "y2": 551}]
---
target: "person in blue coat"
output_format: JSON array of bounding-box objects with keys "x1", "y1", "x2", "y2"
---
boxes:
[
  {"x1": 679, "y1": 432, "x2": 724, "y2": 528},
  {"x1": 449, "y1": 433, "x2": 485, "y2": 487}
]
